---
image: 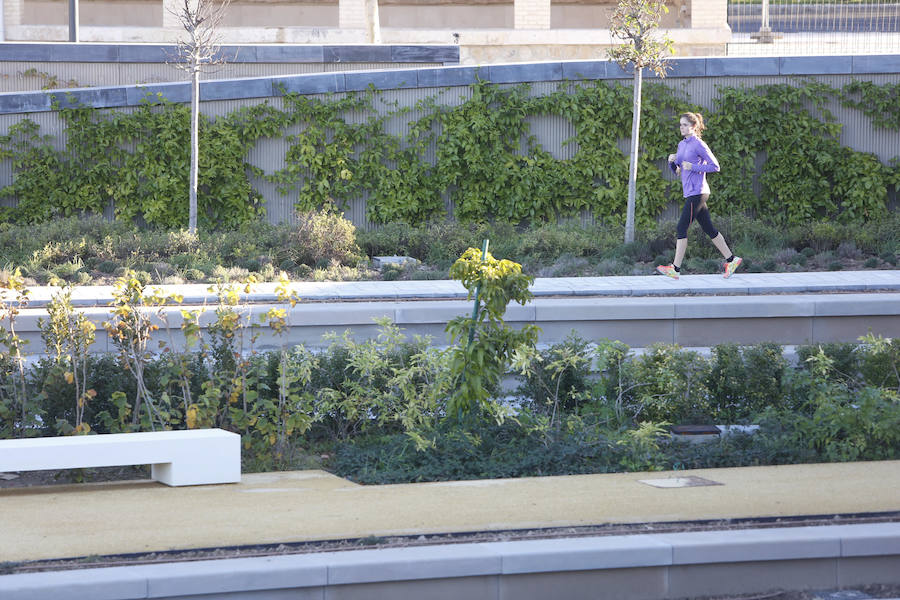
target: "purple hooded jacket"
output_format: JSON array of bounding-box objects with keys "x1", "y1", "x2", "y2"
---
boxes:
[{"x1": 669, "y1": 134, "x2": 720, "y2": 197}]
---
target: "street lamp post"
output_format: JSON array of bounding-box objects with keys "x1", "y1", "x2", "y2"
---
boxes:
[
  {"x1": 750, "y1": 0, "x2": 781, "y2": 43},
  {"x1": 69, "y1": 0, "x2": 79, "y2": 42}
]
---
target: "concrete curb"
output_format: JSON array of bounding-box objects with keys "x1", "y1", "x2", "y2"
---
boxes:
[{"x1": 2, "y1": 523, "x2": 898, "y2": 600}]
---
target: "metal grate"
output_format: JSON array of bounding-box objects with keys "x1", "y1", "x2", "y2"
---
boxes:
[
  {"x1": 726, "y1": 0, "x2": 900, "y2": 56},
  {"x1": 638, "y1": 476, "x2": 724, "y2": 488}
]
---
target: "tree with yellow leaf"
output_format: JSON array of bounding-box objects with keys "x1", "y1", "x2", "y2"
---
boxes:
[
  {"x1": 607, "y1": 0, "x2": 674, "y2": 244},
  {"x1": 39, "y1": 284, "x2": 97, "y2": 434}
]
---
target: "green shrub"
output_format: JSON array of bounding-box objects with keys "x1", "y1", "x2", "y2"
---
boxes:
[
  {"x1": 286, "y1": 206, "x2": 362, "y2": 268},
  {"x1": 796, "y1": 342, "x2": 860, "y2": 384},
  {"x1": 183, "y1": 268, "x2": 205, "y2": 281},
  {"x1": 410, "y1": 269, "x2": 447, "y2": 280},
  {"x1": 621, "y1": 344, "x2": 711, "y2": 424},
  {"x1": 97, "y1": 260, "x2": 119, "y2": 274},
  {"x1": 517, "y1": 224, "x2": 599, "y2": 263},
  {"x1": 381, "y1": 264, "x2": 403, "y2": 281},
  {"x1": 516, "y1": 333, "x2": 593, "y2": 417},
  {"x1": 333, "y1": 420, "x2": 621, "y2": 484},
  {"x1": 857, "y1": 334, "x2": 900, "y2": 392}
]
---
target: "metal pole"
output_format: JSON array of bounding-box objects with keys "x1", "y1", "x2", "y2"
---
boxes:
[
  {"x1": 751, "y1": 0, "x2": 780, "y2": 43},
  {"x1": 69, "y1": 0, "x2": 79, "y2": 42},
  {"x1": 466, "y1": 239, "x2": 489, "y2": 348}
]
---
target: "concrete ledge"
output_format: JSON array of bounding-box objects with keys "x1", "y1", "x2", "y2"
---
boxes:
[
  {"x1": 7, "y1": 272, "x2": 900, "y2": 308},
  {"x1": 0, "y1": 43, "x2": 459, "y2": 65},
  {"x1": 3, "y1": 292, "x2": 899, "y2": 354},
  {"x1": 1, "y1": 524, "x2": 898, "y2": 600}
]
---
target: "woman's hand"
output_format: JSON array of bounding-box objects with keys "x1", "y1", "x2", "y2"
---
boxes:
[
  {"x1": 668, "y1": 154, "x2": 677, "y2": 163},
  {"x1": 681, "y1": 161, "x2": 692, "y2": 171}
]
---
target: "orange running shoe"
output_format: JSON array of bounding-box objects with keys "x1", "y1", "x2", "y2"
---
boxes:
[
  {"x1": 724, "y1": 256, "x2": 743, "y2": 279},
  {"x1": 656, "y1": 264, "x2": 679, "y2": 279}
]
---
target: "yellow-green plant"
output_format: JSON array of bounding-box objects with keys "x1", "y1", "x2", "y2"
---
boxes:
[
  {"x1": 38, "y1": 283, "x2": 97, "y2": 433},
  {"x1": 317, "y1": 317, "x2": 408, "y2": 441},
  {"x1": 512, "y1": 334, "x2": 593, "y2": 439},
  {"x1": 0, "y1": 268, "x2": 33, "y2": 437},
  {"x1": 618, "y1": 420, "x2": 670, "y2": 471},
  {"x1": 249, "y1": 275, "x2": 317, "y2": 462},
  {"x1": 390, "y1": 340, "x2": 454, "y2": 450},
  {"x1": 103, "y1": 273, "x2": 181, "y2": 430},
  {"x1": 192, "y1": 279, "x2": 257, "y2": 431},
  {"x1": 445, "y1": 247, "x2": 540, "y2": 419},
  {"x1": 856, "y1": 333, "x2": 899, "y2": 394}
]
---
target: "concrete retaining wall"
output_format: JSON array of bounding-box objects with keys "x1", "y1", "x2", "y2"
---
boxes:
[
  {"x1": 6, "y1": 292, "x2": 900, "y2": 355},
  {"x1": 1, "y1": 53, "x2": 898, "y2": 228},
  {"x1": 2, "y1": 523, "x2": 899, "y2": 599}
]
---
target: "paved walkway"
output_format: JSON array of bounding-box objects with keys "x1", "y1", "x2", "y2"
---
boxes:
[
  {"x1": 2, "y1": 272, "x2": 899, "y2": 572},
  {"x1": 7, "y1": 270, "x2": 900, "y2": 307},
  {"x1": 1, "y1": 461, "x2": 899, "y2": 564}
]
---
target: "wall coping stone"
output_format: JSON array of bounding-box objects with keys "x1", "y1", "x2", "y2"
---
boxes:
[
  {"x1": 1, "y1": 523, "x2": 898, "y2": 598},
  {"x1": 5, "y1": 293, "x2": 900, "y2": 332}
]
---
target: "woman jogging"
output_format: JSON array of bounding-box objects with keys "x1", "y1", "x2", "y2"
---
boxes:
[{"x1": 656, "y1": 112, "x2": 742, "y2": 280}]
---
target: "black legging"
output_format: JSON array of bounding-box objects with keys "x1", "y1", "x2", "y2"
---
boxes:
[{"x1": 676, "y1": 193, "x2": 718, "y2": 240}]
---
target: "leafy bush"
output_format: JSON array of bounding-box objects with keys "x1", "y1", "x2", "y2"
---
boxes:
[
  {"x1": 333, "y1": 420, "x2": 622, "y2": 484},
  {"x1": 515, "y1": 333, "x2": 594, "y2": 418},
  {"x1": 857, "y1": 334, "x2": 900, "y2": 392},
  {"x1": 796, "y1": 342, "x2": 860, "y2": 385},
  {"x1": 621, "y1": 344, "x2": 712, "y2": 424},
  {"x1": 285, "y1": 206, "x2": 362, "y2": 268},
  {"x1": 707, "y1": 343, "x2": 789, "y2": 423}
]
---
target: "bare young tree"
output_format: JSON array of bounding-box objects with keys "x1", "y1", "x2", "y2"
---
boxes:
[
  {"x1": 168, "y1": 0, "x2": 232, "y2": 234},
  {"x1": 607, "y1": 0, "x2": 673, "y2": 243}
]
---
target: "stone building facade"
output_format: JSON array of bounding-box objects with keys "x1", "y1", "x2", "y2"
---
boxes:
[{"x1": 1, "y1": 0, "x2": 731, "y2": 63}]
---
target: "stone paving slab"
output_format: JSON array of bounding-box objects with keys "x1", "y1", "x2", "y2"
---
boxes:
[
  {"x1": 3, "y1": 271, "x2": 899, "y2": 308},
  {"x1": 1, "y1": 461, "x2": 898, "y2": 564}
]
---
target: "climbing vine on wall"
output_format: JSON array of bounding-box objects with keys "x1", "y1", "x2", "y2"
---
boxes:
[
  {"x1": 0, "y1": 96, "x2": 264, "y2": 228},
  {"x1": 0, "y1": 79, "x2": 897, "y2": 229}
]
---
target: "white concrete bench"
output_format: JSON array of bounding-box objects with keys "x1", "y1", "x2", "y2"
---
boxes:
[{"x1": 0, "y1": 429, "x2": 241, "y2": 486}]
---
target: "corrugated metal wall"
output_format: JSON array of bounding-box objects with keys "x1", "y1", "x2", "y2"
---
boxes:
[
  {"x1": 1, "y1": 72, "x2": 898, "y2": 227},
  {"x1": 0, "y1": 61, "x2": 437, "y2": 93}
]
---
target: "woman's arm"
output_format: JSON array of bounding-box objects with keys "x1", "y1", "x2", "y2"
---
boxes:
[{"x1": 691, "y1": 139, "x2": 720, "y2": 173}]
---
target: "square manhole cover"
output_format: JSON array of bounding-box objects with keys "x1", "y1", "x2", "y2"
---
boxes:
[{"x1": 638, "y1": 476, "x2": 723, "y2": 488}]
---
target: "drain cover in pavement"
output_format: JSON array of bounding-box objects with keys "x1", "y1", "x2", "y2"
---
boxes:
[{"x1": 638, "y1": 476, "x2": 723, "y2": 488}]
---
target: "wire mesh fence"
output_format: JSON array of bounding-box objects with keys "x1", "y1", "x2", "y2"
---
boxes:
[{"x1": 726, "y1": 0, "x2": 900, "y2": 56}]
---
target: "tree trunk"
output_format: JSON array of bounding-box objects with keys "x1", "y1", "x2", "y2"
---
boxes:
[
  {"x1": 189, "y1": 66, "x2": 200, "y2": 234},
  {"x1": 625, "y1": 67, "x2": 643, "y2": 244}
]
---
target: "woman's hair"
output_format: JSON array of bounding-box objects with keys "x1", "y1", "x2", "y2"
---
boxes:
[{"x1": 680, "y1": 112, "x2": 706, "y2": 136}]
